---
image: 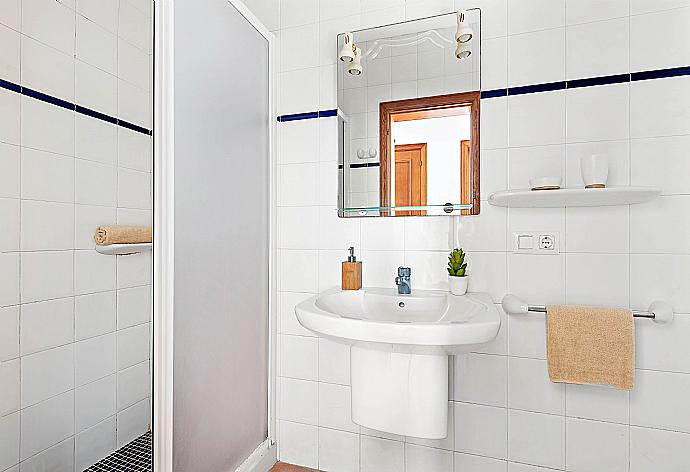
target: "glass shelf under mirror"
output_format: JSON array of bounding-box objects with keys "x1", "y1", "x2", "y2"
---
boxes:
[{"x1": 339, "y1": 203, "x2": 473, "y2": 217}]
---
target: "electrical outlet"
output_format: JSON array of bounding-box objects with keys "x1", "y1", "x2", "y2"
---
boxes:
[
  {"x1": 513, "y1": 232, "x2": 560, "y2": 254},
  {"x1": 539, "y1": 234, "x2": 555, "y2": 250}
]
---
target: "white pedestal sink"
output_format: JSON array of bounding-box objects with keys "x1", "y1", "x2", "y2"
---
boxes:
[{"x1": 295, "y1": 288, "x2": 500, "y2": 439}]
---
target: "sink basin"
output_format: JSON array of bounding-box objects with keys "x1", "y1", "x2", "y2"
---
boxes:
[
  {"x1": 296, "y1": 287, "x2": 500, "y2": 352},
  {"x1": 295, "y1": 288, "x2": 500, "y2": 439}
]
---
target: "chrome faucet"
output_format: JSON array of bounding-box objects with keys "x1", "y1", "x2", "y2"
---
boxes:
[{"x1": 395, "y1": 266, "x2": 411, "y2": 294}]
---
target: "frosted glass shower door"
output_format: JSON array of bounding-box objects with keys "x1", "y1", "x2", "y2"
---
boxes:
[{"x1": 172, "y1": 0, "x2": 272, "y2": 470}]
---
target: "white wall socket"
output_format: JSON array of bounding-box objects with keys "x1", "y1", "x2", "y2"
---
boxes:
[{"x1": 513, "y1": 232, "x2": 560, "y2": 255}]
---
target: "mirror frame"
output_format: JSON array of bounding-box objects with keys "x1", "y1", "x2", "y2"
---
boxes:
[{"x1": 379, "y1": 91, "x2": 481, "y2": 215}]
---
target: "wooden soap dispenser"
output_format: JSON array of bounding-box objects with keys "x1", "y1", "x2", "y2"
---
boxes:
[{"x1": 342, "y1": 246, "x2": 362, "y2": 290}]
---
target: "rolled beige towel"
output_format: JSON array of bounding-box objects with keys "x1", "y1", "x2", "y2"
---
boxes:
[{"x1": 95, "y1": 226, "x2": 152, "y2": 245}]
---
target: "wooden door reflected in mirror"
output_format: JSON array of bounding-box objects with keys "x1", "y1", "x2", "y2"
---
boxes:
[
  {"x1": 394, "y1": 143, "x2": 427, "y2": 216},
  {"x1": 379, "y1": 91, "x2": 480, "y2": 216}
]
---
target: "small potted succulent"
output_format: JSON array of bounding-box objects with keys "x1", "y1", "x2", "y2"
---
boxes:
[{"x1": 447, "y1": 248, "x2": 469, "y2": 295}]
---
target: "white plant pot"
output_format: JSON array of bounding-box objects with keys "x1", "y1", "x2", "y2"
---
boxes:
[{"x1": 448, "y1": 275, "x2": 468, "y2": 295}]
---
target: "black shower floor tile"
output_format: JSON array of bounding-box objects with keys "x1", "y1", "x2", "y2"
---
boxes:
[{"x1": 84, "y1": 431, "x2": 152, "y2": 472}]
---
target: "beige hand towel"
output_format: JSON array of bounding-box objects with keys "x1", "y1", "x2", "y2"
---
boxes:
[
  {"x1": 94, "y1": 225, "x2": 152, "y2": 245},
  {"x1": 546, "y1": 305, "x2": 634, "y2": 390}
]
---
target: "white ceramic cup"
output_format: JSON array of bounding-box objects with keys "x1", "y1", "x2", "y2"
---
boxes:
[
  {"x1": 580, "y1": 154, "x2": 609, "y2": 188},
  {"x1": 529, "y1": 176, "x2": 562, "y2": 190}
]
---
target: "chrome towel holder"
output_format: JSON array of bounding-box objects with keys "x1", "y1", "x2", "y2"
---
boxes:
[{"x1": 501, "y1": 294, "x2": 674, "y2": 324}]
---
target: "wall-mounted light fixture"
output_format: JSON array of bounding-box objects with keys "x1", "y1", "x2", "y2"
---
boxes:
[
  {"x1": 454, "y1": 11, "x2": 473, "y2": 60},
  {"x1": 348, "y1": 46, "x2": 362, "y2": 75},
  {"x1": 341, "y1": 10, "x2": 475, "y2": 73},
  {"x1": 339, "y1": 32, "x2": 355, "y2": 62},
  {"x1": 455, "y1": 11, "x2": 473, "y2": 44},
  {"x1": 455, "y1": 41, "x2": 471, "y2": 59}
]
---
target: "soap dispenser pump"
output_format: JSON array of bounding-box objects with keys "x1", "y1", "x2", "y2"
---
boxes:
[{"x1": 342, "y1": 246, "x2": 362, "y2": 291}]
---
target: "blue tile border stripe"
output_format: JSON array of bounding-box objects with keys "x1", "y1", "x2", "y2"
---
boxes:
[
  {"x1": 22, "y1": 86, "x2": 75, "y2": 111},
  {"x1": 276, "y1": 109, "x2": 338, "y2": 121},
  {"x1": 350, "y1": 162, "x2": 380, "y2": 168},
  {"x1": 118, "y1": 119, "x2": 153, "y2": 135},
  {"x1": 75, "y1": 104, "x2": 119, "y2": 125},
  {"x1": 280, "y1": 66, "x2": 690, "y2": 122},
  {"x1": 0, "y1": 77, "x2": 152, "y2": 136},
  {"x1": 0, "y1": 78, "x2": 21, "y2": 93},
  {"x1": 631, "y1": 66, "x2": 690, "y2": 81},
  {"x1": 480, "y1": 88, "x2": 507, "y2": 99},
  {"x1": 277, "y1": 111, "x2": 319, "y2": 122},
  {"x1": 509, "y1": 81, "x2": 566, "y2": 96},
  {"x1": 567, "y1": 73, "x2": 630, "y2": 89},
  {"x1": 8, "y1": 65, "x2": 686, "y2": 130}
]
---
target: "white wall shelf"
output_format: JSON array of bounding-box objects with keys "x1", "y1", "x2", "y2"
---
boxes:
[
  {"x1": 95, "y1": 243, "x2": 152, "y2": 255},
  {"x1": 487, "y1": 186, "x2": 661, "y2": 208}
]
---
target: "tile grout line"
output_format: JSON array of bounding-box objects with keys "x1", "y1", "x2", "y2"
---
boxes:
[
  {"x1": 115, "y1": 0, "x2": 123, "y2": 449},
  {"x1": 563, "y1": 8, "x2": 569, "y2": 460},
  {"x1": 627, "y1": 3, "x2": 633, "y2": 468},
  {"x1": 73, "y1": 9, "x2": 78, "y2": 465},
  {"x1": 17, "y1": 6, "x2": 23, "y2": 466}
]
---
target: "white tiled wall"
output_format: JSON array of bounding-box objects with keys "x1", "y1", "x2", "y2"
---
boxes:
[
  {"x1": 0, "y1": 1, "x2": 152, "y2": 470},
  {"x1": 245, "y1": 0, "x2": 690, "y2": 470}
]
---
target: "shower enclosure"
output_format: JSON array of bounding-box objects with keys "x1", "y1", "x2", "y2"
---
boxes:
[
  {"x1": 1, "y1": 0, "x2": 275, "y2": 470},
  {"x1": 0, "y1": 1, "x2": 154, "y2": 471},
  {"x1": 152, "y1": 0, "x2": 276, "y2": 471}
]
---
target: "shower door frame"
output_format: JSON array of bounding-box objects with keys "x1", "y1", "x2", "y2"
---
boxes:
[{"x1": 152, "y1": 1, "x2": 278, "y2": 471}]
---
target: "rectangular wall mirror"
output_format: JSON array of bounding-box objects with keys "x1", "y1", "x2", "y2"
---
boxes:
[{"x1": 336, "y1": 10, "x2": 481, "y2": 217}]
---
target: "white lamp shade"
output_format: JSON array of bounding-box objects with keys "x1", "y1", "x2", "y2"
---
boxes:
[
  {"x1": 455, "y1": 42, "x2": 471, "y2": 60},
  {"x1": 455, "y1": 12, "x2": 473, "y2": 43},
  {"x1": 348, "y1": 47, "x2": 362, "y2": 75},
  {"x1": 339, "y1": 32, "x2": 355, "y2": 62}
]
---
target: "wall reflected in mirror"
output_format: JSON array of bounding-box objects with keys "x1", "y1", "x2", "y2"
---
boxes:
[{"x1": 336, "y1": 10, "x2": 481, "y2": 217}]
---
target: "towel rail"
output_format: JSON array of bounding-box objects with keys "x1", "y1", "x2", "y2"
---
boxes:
[{"x1": 501, "y1": 294, "x2": 673, "y2": 324}]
